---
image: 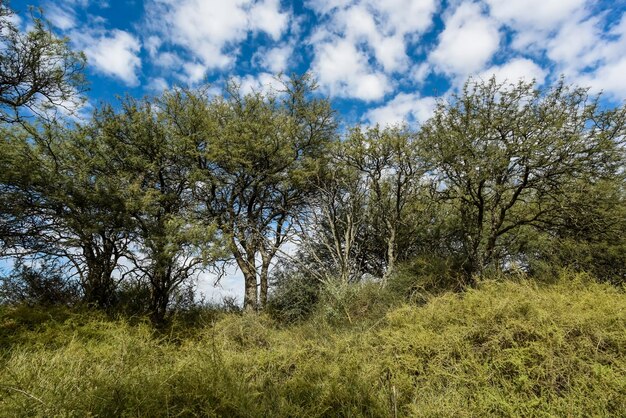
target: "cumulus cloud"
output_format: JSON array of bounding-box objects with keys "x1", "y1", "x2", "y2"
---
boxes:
[
  {"x1": 365, "y1": 93, "x2": 437, "y2": 126},
  {"x1": 146, "y1": 77, "x2": 169, "y2": 92},
  {"x1": 311, "y1": 38, "x2": 392, "y2": 101},
  {"x1": 544, "y1": 12, "x2": 626, "y2": 100},
  {"x1": 578, "y1": 56, "x2": 626, "y2": 99},
  {"x1": 307, "y1": 0, "x2": 438, "y2": 100},
  {"x1": 430, "y1": 2, "x2": 500, "y2": 76},
  {"x1": 75, "y1": 29, "x2": 142, "y2": 86},
  {"x1": 480, "y1": 58, "x2": 547, "y2": 85},
  {"x1": 253, "y1": 43, "x2": 295, "y2": 74},
  {"x1": 249, "y1": 0, "x2": 289, "y2": 40},
  {"x1": 484, "y1": 0, "x2": 586, "y2": 31},
  {"x1": 144, "y1": 0, "x2": 291, "y2": 83},
  {"x1": 545, "y1": 15, "x2": 602, "y2": 75},
  {"x1": 234, "y1": 72, "x2": 282, "y2": 95}
]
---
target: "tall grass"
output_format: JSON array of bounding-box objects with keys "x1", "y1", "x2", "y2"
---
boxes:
[{"x1": 2, "y1": 273, "x2": 626, "y2": 416}]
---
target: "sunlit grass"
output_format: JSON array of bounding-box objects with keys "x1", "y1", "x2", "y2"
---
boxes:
[{"x1": 2, "y1": 273, "x2": 625, "y2": 417}]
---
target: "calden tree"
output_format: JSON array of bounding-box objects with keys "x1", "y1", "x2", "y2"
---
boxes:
[
  {"x1": 91, "y1": 90, "x2": 222, "y2": 324},
  {"x1": 0, "y1": 4, "x2": 86, "y2": 123},
  {"x1": 196, "y1": 75, "x2": 336, "y2": 311},
  {"x1": 420, "y1": 77, "x2": 625, "y2": 281}
]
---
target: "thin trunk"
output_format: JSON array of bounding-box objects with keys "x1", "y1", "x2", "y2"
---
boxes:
[
  {"x1": 384, "y1": 222, "x2": 396, "y2": 282},
  {"x1": 259, "y1": 261, "x2": 270, "y2": 308}
]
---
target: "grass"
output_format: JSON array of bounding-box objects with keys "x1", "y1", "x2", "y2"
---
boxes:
[{"x1": 1, "y1": 274, "x2": 626, "y2": 417}]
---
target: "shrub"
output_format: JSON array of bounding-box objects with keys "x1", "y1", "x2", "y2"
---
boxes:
[
  {"x1": 267, "y1": 270, "x2": 322, "y2": 323},
  {"x1": 0, "y1": 261, "x2": 80, "y2": 306}
]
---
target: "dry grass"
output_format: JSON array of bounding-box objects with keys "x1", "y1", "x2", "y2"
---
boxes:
[{"x1": 1, "y1": 274, "x2": 626, "y2": 417}]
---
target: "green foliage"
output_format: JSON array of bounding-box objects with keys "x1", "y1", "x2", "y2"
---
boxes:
[
  {"x1": 0, "y1": 4, "x2": 86, "y2": 123},
  {"x1": 420, "y1": 77, "x2": 626, "y2": 280},
  {"x1": 2, "y1": 275, "x2": 626, "y2": 416},
  {"x1": 267, "y1": 270, "x2": 322, "y2": 323},
  {"x1": 0, "y1": 260, "x2": 79, "y2": 306},
  {"x1": 313, "y1": 279, "x2": 396, "y2": 327},
  {"x1": 388, "y1": 256, "x2": 465, "y2": 302},
  {"x1": 195, "y1": 74, "x2": 337, "y2": 310}
]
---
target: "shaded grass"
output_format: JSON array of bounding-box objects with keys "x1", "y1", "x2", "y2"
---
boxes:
[{"x1": 2, "y1": 274, "x2": 626, "y2": 416}]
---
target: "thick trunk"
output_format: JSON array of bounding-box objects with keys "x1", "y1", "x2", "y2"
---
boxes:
[
  {"x1": 83, "y1": 260, "x2": 115, "y2": 309},
  {"x1": 149, "y1": 262, "x2": 172, "y2": 326},
  {"x1": 243, "y1": 272, "x2": 258, "y2": 311},
  {"x1": 150, "y1": 285, "x2": 169, "y2": 326},
  {"x1": 235, "y1": 249, "x2": 258, "y2": 311}
]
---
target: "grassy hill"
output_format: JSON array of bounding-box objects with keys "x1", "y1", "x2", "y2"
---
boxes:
[{"x1": 2, "y1": 274, "x2": 626, "y2": 417}]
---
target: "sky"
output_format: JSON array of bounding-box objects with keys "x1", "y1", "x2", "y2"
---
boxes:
[{"x1": 8, "y1": 0, "x2": 626, "y2": 302}]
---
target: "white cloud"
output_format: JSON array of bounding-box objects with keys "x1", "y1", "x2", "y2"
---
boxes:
[
  {"x1": 480, "y1": 58, "x2": 547, "y2": 84},
  {"x1": 311, "y1": 38, "x2": 391, "y2": 101},
  {"x1": 546, "y1": 16, "x2": 601, "y2": 74},
  {"x1": 254, "y1": 43, "x2": 294, "y2": 74},
  {"x1": 76, "y1": 29, "x2": 142, "y2": 86},
  {"x1": 45, "y1": 3, "x2": 76, "y2": 30},
  {"x1": 154, "y1": 52, "x2": 183, "y2": 70},
  {"x1": 410, "y1": 63, "x2": 431, "y2": 84},
  {"x1": 307, "y1": 0, "x2": 437, "y2": 100},
  {"x1": 145, "y1": 0, "x2": 290, "y2": 73},
  {"x1": 249, "y1": 0, "x2": 289, "y2": 40},
  {"x1": 181, "y1": 62, "x2": 208, "y2": 84},
  {"x1": 484, "y1": 0, "x2": 586, "y2": 30},
  {"x1": 144, "y1": 35, "x2": 162, "y2": 58},
  {"x1": 508, "y1": 8, "x2": 626, "y2": 99},
  {"x1": 146, "y1": 77, "x2": 169, "y2": 92},
  {"x1": 578, "y1": 56, "x2": 626, "y2": 99},
  {"x1": 235, "y1": 72, "x2": 281, "y2": 95},
  {"x1": 305, "y1": 0, "x2": 353, "y2": 14},
  {"x1": 365, "y1": 93, "x2": 437, "y2": 126},
  {"x1": 430, "y1": 2, "x2": 500, "y2": 76}
]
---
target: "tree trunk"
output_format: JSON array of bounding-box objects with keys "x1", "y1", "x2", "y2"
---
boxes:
[
  {"x1": 236, "y1": 251, "x2": 258, "y2": 311},
  {"x1": 149, "y1": 266, "x2": 171, "y2": 326},
  {"x1": 243, "y1": 271, "x2": 258, "y2": 311},
  {"x1": 259, "y1": 261, "x2": 270, "y2": 309},
  {"x1": 384, "y1": 221, "x2": 396, "y2": 282},
  {"x1": 83, "y1": 259, "x2": 115, "y2": 309},
  {"x1": 150, "y1": 285, "x2": 169, "y2": 327}
]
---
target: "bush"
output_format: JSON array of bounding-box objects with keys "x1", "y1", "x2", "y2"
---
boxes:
[
  {"x1": 388, "y1": 255, "x2": 464, "y2": 301},
  {"x1": 267, "y1": 270, "x2": 322, "y2": 323},
  {"x1": 313, "y1": 278, "x2": 396, "y2": 327},
  {"x1": 0, "y1": 261, "x2": 80, "y2": 306}
]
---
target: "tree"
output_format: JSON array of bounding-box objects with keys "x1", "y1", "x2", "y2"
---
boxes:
[
  {"x1": 0, "y1": 3, "x2": 86, "y2": 123},
  {"x1": 1, "y1": 3, "x2": 88, "y2": 261},
  {"x1": 91, "y1": 90, "x2": 222, "y2": 324},
  {"x1": 527, "y1": 175, "x2": 626, "y2": 283},
  {"x1": 420, "y1": 77, "x2": 625, "y2": 281},
  {"x1": 0, "y1": 120, "x2": 131, "y2": 308},
  {"x1": 343, "y1": 125, "x2": 427, "y2": 279},
  {"x1": 196, "y1": 75, "x2": 336, "y2": 310},
  {"x1": 296, "y1": 145, "x2": 372, "y2": 284}
]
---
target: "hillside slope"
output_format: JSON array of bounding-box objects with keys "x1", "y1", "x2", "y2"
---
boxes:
[{"x1": 1, "y1": 276, "x2": 626, "y2": 417}]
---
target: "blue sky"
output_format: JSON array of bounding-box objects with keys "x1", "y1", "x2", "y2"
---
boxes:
[
  {"x1": 7, "y1": 0, "x2": 626, "y2": 301},
  {"x1": 10, "y1": 0, "x2": 626, "y2": 127}
]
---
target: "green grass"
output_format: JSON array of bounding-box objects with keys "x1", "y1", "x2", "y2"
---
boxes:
[{"x1": 2, "y1": 274, "x2": 626, "y2": 417}]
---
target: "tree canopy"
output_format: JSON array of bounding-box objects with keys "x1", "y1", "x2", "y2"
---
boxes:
[{"x1": 1, "y1": 5, "x2": 624, "y2": 322}]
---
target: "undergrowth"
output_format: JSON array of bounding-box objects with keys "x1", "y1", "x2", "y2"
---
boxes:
[{"x1": 1, "y1": 273, "x2": 626, "y2": 417}]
